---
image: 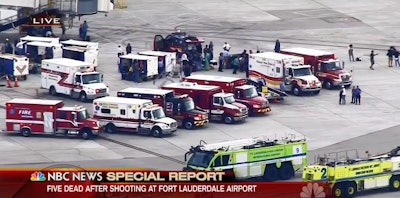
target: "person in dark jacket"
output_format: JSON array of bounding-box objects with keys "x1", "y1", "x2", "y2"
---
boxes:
[
  {"x1": 370, "y1": 50, "x2": 378, "y2": 70},
  {"x1": 232, "y1": 56, "x2": 239, "y2": 74},
  {"x1": 387, "y1": 47, "x2": 394, "y2": 67},
  {"x1": 394, "y1": 48, "x2": 400, "y2": 67},
  {"x1": 351, "y1": 86, "x2": 356, "y2": 104},
  {"x1": 218, "y1": 53, "x2": 224, "y2": 72},
  {"x1": 126, "y1": 43, "x2": 132, "y2": 54},
  {"x1": 274, "y1": 39, "x2": 280, "y2": 53},
  {"x1": 355, "y1": 86, "x2": 362, "y2": 105}
]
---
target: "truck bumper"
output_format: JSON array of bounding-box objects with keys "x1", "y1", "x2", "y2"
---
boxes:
[
  {"x1": 301, "y1": 87, "x2": 321, "y2": 92},
  {"x1": 162, "y1": 128, "x2": 178, "y2": 135},
  {"x1": 333, "y1": 80, "x2": 352, "y2": 87},
  {"x1": 233, "y1": 114, "x2": 248, "y2": 122},
  {"x1": 255, "y1": 106, "x2": 272, "y2": 113},
  {"x1": 87, "y1": 93, "x2": 110, "y2": 100},
  {"x1": 194, "y1": 119, "x2": 209, "y2": 127},
  {"x1": 91, "y1": 129, "x2": 100, "y2": 135}
]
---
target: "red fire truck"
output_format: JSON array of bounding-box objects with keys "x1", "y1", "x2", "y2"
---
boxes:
[
  {"x1": 117, "y1": 87, "x2": 209, "y2": 130},
  {"x1": 183, "y1": 75, "x2": 271, "y2": 115},
  {"x1": 5, "y1": 99, "x2": 100, "y2": 140},
  {"x1": 280, "y1": 48, "x2": 352, "y2": 89},
  {"x1": 161, "y1": 82, "x2": 248, "y2": 124}
]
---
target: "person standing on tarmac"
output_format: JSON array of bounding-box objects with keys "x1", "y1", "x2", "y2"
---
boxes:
[
  {"x1": 387, "y1": 47, "x2": 394, "y2": 67},
  {"x1": 126, "y1": 43, "x2": 132, "y2": 54},
  {"x1": 218, "y1": 52, "x2": 224, "y2": 72},
  {"x1": 232, "y1": 56, "x2": 239, "y2": 74},
  {"x1": 370, "y1": 50, "x2": 378, "y2": 70},
  {"x1": 348, "y1": 44, "x2": 355, "y2": 62},
  {"x1": 339, "y1": 85, "x2": 346, "y2": 105},
  {"x1": 355, "y1": 86, "x2": 362, "y2": 105},
  {"x1": 274, "y1": 39, "x2": 280, "y2": 53},
  {"x1": 351, "y1": 86, "x2": 356, "y2": 104},
  {"x1": 394, "y1": 49, "x2": 400, "y2": 67}
]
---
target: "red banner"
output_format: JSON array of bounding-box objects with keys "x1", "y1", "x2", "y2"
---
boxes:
[{"x1": 0, "y1": 169, "x2": 333, "y2": 198}]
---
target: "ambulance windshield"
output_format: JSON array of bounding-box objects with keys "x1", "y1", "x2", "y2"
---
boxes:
[
  {"x1": 244, "y1": 87, "x2": 258, "y2": 99},
  {"x1": 152, "y1": 108, "x2": 166, "y2": 120},
  {"x1": 183, "y1": 100, "x2": 195, "y2": 111},
  {"x1": 223, "y1": 95, "x2": 235, "y2": 104},
  {"x1": 82, "y1": 73, "x2": 102, "y2": 84},
  {"x1": 293, "y1": 68, "x2": 312, "y2": 77},
  {"x1": 77, "y1": 109, "x2": 90, "y2": 120},
  {"x1": 322, "y1": 61, "x2": 341, "y2": 71},
  {"x1": 187, "y1": 151, "x2": 214, "y2": 168}
]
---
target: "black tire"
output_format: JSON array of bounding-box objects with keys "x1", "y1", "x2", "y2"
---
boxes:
[
  {"x1": 345, "y1": 182, "x2": 357, "y2": 198},
  {"x1": 21, "y1": 128, "x2": 31, "y2": 137},
  {"x1": 79, "y1": 92, "x2": 87, "y2": 102},
  {"x1": 106, "y1": 123, "x2": 117, "y2": 133},
  {"x1": 49, "y1": 86, "x2": 57, "y2": 95},
  {"x1": 80, "y1": 129, "x2": 92, "y2": 140},
  {"x1": 151, "y1": 127, "x2": 163, "y2": 138},
  {"x1": 389, "y1": 176, "x2": 400, "y2": 191},
  {"x1": 23, "y1": 75, "x2": 27, "y2": 80},
  {"x1": 332, "y1": 183, "x2": 344, "y2": 198},
  {"x1": 183, "y1": 120, "x2": 194, "y2": 130},
  {"x1": 292, "y1": 86, "x2": 302, "y2": 96},
  {"x1": 263, "y1": 164, "x2": 278, "y2": 181},
  {"x1": 248, "y1": 107, "x2": 255, "y2": 116},
  {"x1": 324, "y1": 81, "x2": 333, "y2": 90},
  {"x1": 278, "y1": 162, "x2": 294, "y2": 180},
  {"x1": 224, "y1": 116, "x2": 234, "y2": 124},
  {"x1": 314, "y1": 90, "x2": 320, "y2": 95}
]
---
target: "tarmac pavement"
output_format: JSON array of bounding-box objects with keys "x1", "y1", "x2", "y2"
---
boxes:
[{"x1": 1, "y1": 0, "x2": 400, "y2": 197}]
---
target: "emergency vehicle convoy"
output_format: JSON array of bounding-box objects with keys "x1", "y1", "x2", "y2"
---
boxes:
[
  {"x1": 249, "y1": 52, "x2": 322, "y2": 96},
  {"x1": 183, "y1": 75, "x2": 271, "y2": 115},
  {"x1": 183, "y1": 135, "x2": 308, "y2": 181},
  {"x1": 61, "y1": 39, "x2": 99, "y2": 67},
  {"x1": 161, "y1": 82, "x2": 248, "y2": 124},
  {"x1": 4, "y1": 98, "x2": 100, "y2": 140},
  {"x1": 119, "y1": 54, "x2": 158, "y2": 81},
  {"x1": 0, "y1": 53, "x2": 29, "y2": 80},
  {"x1": 41, "y1": 58, "x2": 109, "y2": 102},
  {"x1": 303, "y1": 147, "x2": 400, "y2": 198},
  {"x1": 138, "y1": 51, "x2": 176, "y2": 75},
  {"x1": 93, "y1": 96, "x2": 178, "y2": 137},
  {"x1": 280, "y1": 47, "x2": 352, "y2": 89},
  {"x1": 117, "y1": 88, "x2": 208, "y2": 130}
]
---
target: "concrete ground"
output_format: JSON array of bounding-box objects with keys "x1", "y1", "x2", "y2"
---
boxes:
[{"x1": 1, "y1": 0, "x2": 400, "y2": 197}]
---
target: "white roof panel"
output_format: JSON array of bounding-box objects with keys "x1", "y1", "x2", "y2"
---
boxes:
[
  {"x1": 250, "y1": 52, "x2": 303, "y2": 60},
  {"x1": 61, "y1": 39, "x2": 98, "y2": 47},
  {"x1": 138, "y1": 51, "x2": 175, "y2": 56},
  {"x1": 27, "y1": 41, "x2": 62, "y2": 48},
  {"x1": 20, "y1": 36, "x2": 59, "y2": 43},
  {"x1": 7, "y1": 98, "x2": 63, "y2": 105},
  {"x1": 94, "y1": 96, "x2": 153, "y2": 105},
  {"x1": 119, "y1": 87, "x2": 173, "y2": 95},
  {"x1": 62, "y1": 46, "x2": 87, "y2": 52},
  {"x1": 281, "y1": 47, "x2": 333, "y2": 57},
  {"x1": 120, "y1": 54, "x2": 158, "y2": 61},
  {"x1": 0, "y1": 53, "x2": 28, "y2": 60},
  {"x1": 185, "y1": 74, "x2": 243, "y2": 83},
  {"x1": 162, "y1": 82, "x2": 220, "y2": 91},
  {"x1": 42, "y1": 58, "x2": 91, "y2": 67}
]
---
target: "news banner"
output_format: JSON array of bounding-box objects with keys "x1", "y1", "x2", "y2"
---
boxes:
[{"x1": 0, "y1": 169, "x2": 332, "y2": 197}]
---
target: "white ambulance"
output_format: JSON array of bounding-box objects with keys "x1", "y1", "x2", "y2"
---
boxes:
[
  {"x1": 93, "y1": 96, "x2": 178, "y2": 137},
  {"x1": 137, "y1": 50, "x2": 176, "y2": 73},
  {"x1": 61, "y1": 39, "x2": 99, "y2": 67},
  {"x1": 41, "y1": 58, "x2": 109, "y2": 102},
  {"x1": 249, "y1": 52, "x2": 322, "y2": 96}
]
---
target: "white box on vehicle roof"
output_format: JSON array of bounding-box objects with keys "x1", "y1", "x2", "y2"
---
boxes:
[
  {"x1": 185, "y1": 74, "x2": 242, "y2": 82},
  {"x1": 7, "y1": 98, "x2": 63, "y2": 105},
  {"x1": 119, "y1": 87, "x2": 173, "y2": 95},
  {"x1": 281, "y1": 47, "x2": 333, "y2": 57}
]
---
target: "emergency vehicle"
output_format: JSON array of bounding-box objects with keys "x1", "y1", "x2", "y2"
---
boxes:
[
  {"x1": 138, "y1": 50, "x2": 176, "y2": 74},
  {"x1": 0, "y1": 53, "x2": 29, "y2": 80},
  {"x1": 5, "y1": 98, "x2": 100, "y2": 140},
  {"x1": 118, "y1": 54, "x2": 158, "y2": 81},
  {"x1": 280, "y1": 47, "x2": 352, "y2": 89},
  {"x1": 154, "y1": 31, "x2": 204, "y2": 54},
  {"x1": 183, "y1": 75, "x2": 271, "y2": 115},
  {"x1": 183, "y1": 135, "x2": 308, "y2": 181},
  {"x1": 161, "y1": 82, "x2": 248, "y2": 124},
  {"x1": 117, "y1": 87, "x2": 208, "y2": 130},
  {"x1": 303, "y1": 147, "x2": 400, "y2": 198},
  {"x1": 25, "y1": 41, "x2": 63, "y2": 74},
  {"x1": 41, "y1": 58, "x2": 109, "y2": 102},
  {"x1": 93, "y1": 96, "x2": 178, "y2": 137},
  {"x1": 61, "y1": 39, "x2": 99, "y2": 67},
  {"x1": 249, "y1": 52, "x2": 322, "y2": 96}
]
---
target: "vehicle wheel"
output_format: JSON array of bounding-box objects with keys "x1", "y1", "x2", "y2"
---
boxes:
[
  {"x1": 345, "y1": 182, "x2": 357, "y2": 198},
  {"x1": 49, "y1": 86, "x2": 57, "y2": 95},
  {"x1": 151, "y1": 127, "x2": 163, "y2": 138},
  {"x1": 332, "y1": 183, "x2": 344, "y2": 198},
  {"x1": 224, "y1": 116, "x2": 234, "y2": 124},
  {"x1": 263, "y1": 164, "x2": 278, "y2": 181},
  {"x1": 183, "y1": 120, "x2": 194, "y2": 130},
  {"x1": 106, "y1": 123, "x2": 117, "y2": 133},
  {"x1": 292, "y1": 86, "x2": 302, "y2": 96},
  {"x1": 79, "y1": 92, "x2": 87, "y2": 102},
  {"x1": 80, "y1": 129, "x2": 92, "y2": 140},
  {"x1": 389, "y1": 176, "x2": 400, "y2": 191},
  {"x1": 21, "y1": 128, "x2": 31, "y2": 137},
  {"x1": 324, "y1": 81, "x2": 333, "y2": 89},
  {"x1": 314, "y1": 90, "x2": 320, "y2": 95},
  {"x1": 23, "y1": 75, "x2": 27, "y2": 80},
  {"x1": 278, "y1": 162, "x2": 294, "y2": 180},
  {"x1": 248, "y1": 107, "x2": 255, "y2": 116}
]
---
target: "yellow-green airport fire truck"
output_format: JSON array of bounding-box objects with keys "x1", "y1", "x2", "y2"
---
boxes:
[
  {"x1": 183, "y1": 135, "x2": 307, "y2": 181},
  {"x1": 303, "y1": 147, "x2": 400, "y2": 198}
]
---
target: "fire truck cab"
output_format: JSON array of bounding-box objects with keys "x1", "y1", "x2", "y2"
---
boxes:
[
  {"x1": 161, "y1": 82, "x2": 248, "y2": 124},
  {"x1": 117, "y1": 87, "x2": 209, "y2": 130},
  {"x1": 183, "y1": 75, "x2": 271, "y2": 115},
  {"x1": 5, "y1": 98, "x2": 100, "y2": 140},
  {"x1": 280, "y1": 47, "x2": 352, "y2": 89}
]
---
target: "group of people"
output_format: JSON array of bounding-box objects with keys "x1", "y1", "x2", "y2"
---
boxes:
[
  {"x1": 386, "y1": 46, "x2": 400, "y2": 67},
  {"x1": 339, "y1": 85, "x2": 362, "y2": 105}
]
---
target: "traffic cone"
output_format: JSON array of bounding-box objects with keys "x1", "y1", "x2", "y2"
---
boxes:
[
  {"x1": 6, "y1": 76, "x2": 12, "y2": 88},
  {"x1": 14, "y1": 77, "x2": 19, "y2": 87}
]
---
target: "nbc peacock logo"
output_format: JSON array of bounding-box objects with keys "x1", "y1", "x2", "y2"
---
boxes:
[
  {"x1": 30, "y1": 171, "x2": 46, "y2": 182},
  {"x1": 300, "y1": 183, "x2": 326, "y2": 198}
]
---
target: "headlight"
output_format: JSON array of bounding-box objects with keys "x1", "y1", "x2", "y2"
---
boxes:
[
  {"x1": 194, "y1": 117, "x2": 201, "y2": 121},
  {"x1": 161, "y1": 124, "x2": 170, "y2": 129},
  {"x1": 234, "y1": 113, "x2": 240, "y2": 116},
  {"x1": 333, "y1": 78, "x2": 342, "y2": 82},
  {"x1": 253, "y1": 105, "x2": 261, "y2": 108}
]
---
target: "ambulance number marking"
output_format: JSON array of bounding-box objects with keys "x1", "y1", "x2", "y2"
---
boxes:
[{"x1": 321, "y1": 168, "x2": 327, "y2": 179}]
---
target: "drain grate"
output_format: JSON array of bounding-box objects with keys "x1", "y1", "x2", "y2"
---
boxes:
[{"x1": 323, "y1": 17, "x2": 360, "y2": 23}]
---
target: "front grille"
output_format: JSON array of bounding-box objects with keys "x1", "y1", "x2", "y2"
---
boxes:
[
  {"x1": 170, "y1": 122, "x2": 178, "y2": 128},
  {"x1": 341, "y1": 75, "x2": 350, "y2": 82},
  {"x1": 98, "y1": 88, "x2": 107, "y2": 93},
  {"x1": 241, "y1": 108, "x2": 248, "y2": 115},
  {"x1": 262, "y1": 102, "x2": 269, "y2": 108}
]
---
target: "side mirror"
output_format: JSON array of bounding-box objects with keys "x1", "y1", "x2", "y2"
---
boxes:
[
  {"x1": 342, "y1": 61, "x2": 345, "y2": 69},
  {"x1": 71, "y1": 112, "x2": 77, "y2": 121}
]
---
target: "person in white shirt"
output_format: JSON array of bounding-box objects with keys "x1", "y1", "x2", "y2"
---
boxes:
[
  {"x1": 339, "y1": 86, "x2": 346, "y2": 104},
  {"x1": 223, "y1": 42, "x2": 231, "y2": 52},
  {"x1": 15, "y1": 41, "x2": 24, "y2": 55}
]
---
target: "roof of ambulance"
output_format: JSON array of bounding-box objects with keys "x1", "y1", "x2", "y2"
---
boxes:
[
  {"x1": 138, "y1": 51, "x2": 175, "y2": 56},
  {"x1": 162, "y1": 82, "x2": 220, "y2": 90},
  {"x1": 94, "y1": 96, "x2": 153, "y2": 104},
  {"x1": 281, "y1": 47, "x2": 333, "y2": 56},
  {"x1": 250, "y1": 52, "x2": 303, "y2": 60},
  {"x1": 42, "y1": 58, "x2": 91, "y2": 67},
  {"x1": 61, "y1": 39, "x2": 98, "y2": 46},
  {"x1": 7, "y1": 98, "x2": 63, "y2": 105},
  {"x1": 120, "y1": 54, "x2": 158, "y2": 60},
  {"x1": 119, "y1": 87, "x2": 173, "y2": 95},
  {"x1": 184, "y1": 74, "x2": 243, "y2": 83}
]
